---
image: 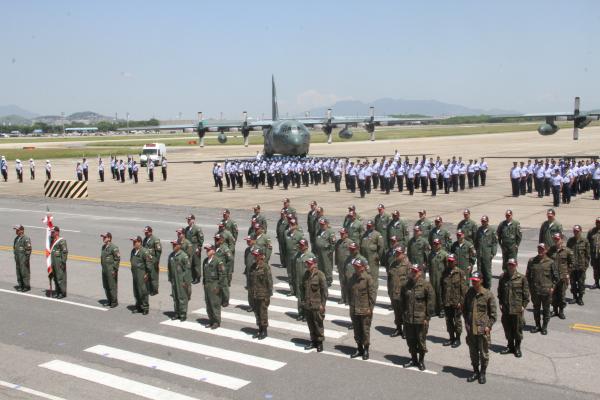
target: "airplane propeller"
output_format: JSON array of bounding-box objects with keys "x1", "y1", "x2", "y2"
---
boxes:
[
  {"x1": 322, "y1": 108, "x2": 334, "y2": 144},
  {"x1": 197, "y1": 112, "x2": 206, "y2": 147},
  {"x1": 241, "y1": 111, "x2": 250, "y2": 147}
]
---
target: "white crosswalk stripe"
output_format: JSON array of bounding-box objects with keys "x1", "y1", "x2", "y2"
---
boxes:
[
  {"x1": 274, "y1": 282, "x2": 391, "y2": 304},
  {"x1": 192, "y1": 308, "x2": 346, "y2": 339},
  {"x1": 270, "y1": 292, "x2": 391, "y2": 315},
  {"x1": 228, "y1": 298, "x2": 352, "y2": 323},
  {"x1": 0, "y1": 379, "x2": 68, "y2": 400},
  {"x1": 125, "y1": 331, "x2": 285, "y2": 371},
  {"x1": 39, "y1": 360, "x2": 200, "y2": 400},
  {"x1": 84, "y1": 345, "x2": 250, "y2": 390}
]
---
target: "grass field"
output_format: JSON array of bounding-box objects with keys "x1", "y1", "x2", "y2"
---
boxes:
[{"x1": 0, "y1": 147, "x2": 139, "y2": 161}]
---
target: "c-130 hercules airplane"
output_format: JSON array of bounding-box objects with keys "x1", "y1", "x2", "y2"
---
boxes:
[{"x1": 130, "y1": 77, "x2": 599, "y2": 156}]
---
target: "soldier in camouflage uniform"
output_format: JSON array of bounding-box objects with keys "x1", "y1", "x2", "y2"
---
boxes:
[
  {"x1": 130, "y1": 235, "x2": 152, "y2": 314},
  {"x1": 429, "y1": 216, "x2": 451, "y2": 252},
  {"x1": 547, "y1": 233, "x2": 573, "y2": 319},
  {"x1": 214, "y1": 234, "x2": 233, "y2": 307},
  {"x1": 414, "y1": 209, "x2": 433, "y2": 238},
  {"x1": 539, "y1": 209, "x2": 563, "y2": 249},
  {"x1": 50, "y1": 227, "x2": 68, "y2": 298},
  {"x1": 345, "y1": 242, "x2": 367, "y2": 306},
  {"x1": 567, "y1": 225, "x2": 590, "y2": 305},
  {"x1": 12, "y1": 225, "x2": 32, "y2": 292},
  {"x1": 442, "y1": 254, "x2": 468, "y2": 348},
  {"x1": 100, "y1": 232, "x2": 120, "y2": 307},
  {"x1": 457, "y1": 209, "x2": 478, "y2": 244},
  {"x1": 407, "y1": 227, "x2": 431, "y2": 269},
  {"x1": 248, "y1": 248, "x2": 273, "y2": 339},
  {"x1": 314, "y1": 218, "x2": 336, "y2": 287},
  {"x1": 301, "y1": 257, "x2": 328, "y2": 352},
  {"x1": 475, "y1": 215, "x2": 497, "y2": 289},
  {"x1": 587, "y1": 217, "x2": 600, "y2": 288},
  {"x1": 374, "y1": 204, "x2": 391, "y2": 264},
  {"x1": 497, "y1": 210, "x2": 522, "y2": 271},
  {"x1": 388, "y1": 246, "x2": 410, "y2": 338},
  {"x1": 428, "y1": 238, "x2": 448, "y2": 317},
  {"x1": 463, "y1": 272, "x2": 497, "y2": 384},
  {"x1": 203, "y1": 244, "x2": 227, "y2": 329},
  {"x1": 253, "y1": 224, "x2": 273, "y2": 263},
  {"x1": 185, "y1": 214, "x2": 204, "y2": 284},
  {"x1": 360, "y1": 220, "x2": 384, "y2": 292},
  {"x1": 142, "y1": 226, "x2": 162, "y2": 296},
  {"x1": 387, "y1": 210, "x2": 409, "y2": 248},
  {"x1": 349, "y1": 258, "x2": 376, "y2": 360},
  {"x1": 168, "y1": 239, "x2": 190, "y2": 321},
  {"x1": 335, "y1": 228, "x2": 352, "y2": 304},
  {"x1": 527, "y1": 244, "x2": 558, "y2": 334},
  {"x1": 293, "y1": 239, "x2": 315, "y2": 320},
  {"x1": 498, "y1": 258, "x2": 529, "y2": 358},
  {"x1": 401, "y1": 265, "x2": 435, "y2": 371},
  {"x1": 451, "y1": 230, "x2": 477, "y2": 279}
]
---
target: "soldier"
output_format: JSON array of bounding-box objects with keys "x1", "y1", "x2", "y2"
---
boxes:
[
  {"x1": 276, "y1": 209, "x2": 289, "y2": 270},
  {"x1": 161, "y1": 157, "x2": 167, "y2": 180},
  {"x1": 203, "y1": 244, "x2": 227, "y2": 329},
  {"x1": 248, "y1": 248, "x2": 273, "y2": 339},
  {"x1": 168, "y1": 239, "x2": 190, "y2": 321},
  {"x1": 451, "y1": 230, "x2": 477, "y2": 279},
  {"x1": 314, "y1": 218, "x2": 336, "y2": 287},
  {"x1": 335, "y1": 228, "x2": 352, "y2": 304},
  {"x1": 428, "y1": 238, "x2": 448, "y2": 317},
  {"x1": 457, "y1": 209, "x2": 478, "y2": 244},
  {"x1": 282, "y1": 197, "x2": 297, "y2": 218},
  {"x1": 307, "y1": 200, "x2": 319, "y2": 249},
  {"x1": 429, "y1": 216, "x2": 451, "y2": 251},
  {"x1": 388, "y1": 246, "x2": 410, "y2": 338},
  {"x1": 217, "y1": 222, "x2": 236, "y2": 257},
  {"x1": 345, "y1": 210, "x2": 364, "y2": 244},
  {"x1": 248, "y1": 204, "x2": 267, "y2": 234},
  {"x1": 475, "y1": 215, "x2": 498, "y2": 289},
  {"x1": 442, "y1": 254, "x2": 468, "y2": 347},
  {"x1": 414, "y1": 210, "x2": 433, "y2": 238},
  {"x1": 539, "y1": 209, "x2": 563, "y2": 249},
  {"x1": 292, "y1": 239, "x2": 315, "y2": 320},
  {"x1": 348, "y1": 258, "x2": 376, "y2": 360},
  {"x1": 401, "y1": 265, "x2": 435, "y2": 371},
  {"x1": 567, "y1": 225, "x2": 590, "y2": 306},
  {"x1": 547, "y1": 233, "x2": 573, "y2": 319},
  {"x1": 497, "y1": 210, "x2": 522, "y2": 271},
  {"x1": 388, "y1": 210, "x2": 409, "y2": 248},
  {"x1": 142, "y1": 226, "x2": 162, "y2": 296},
  {"x1": 407, "y1": 227, "x2": 431, "y2": 268},
  {"x1": 360, "y1": 220, "x2": 384, "y2": 292},
  {"x1": 253, "y1": 224, "x2": 273, "y2": 263},
  {"x1": 214, "y1": 234, "x2": 233, "y2": 307},
  {"x1": 301, "y1": 257, "x2": 328, "y2": 352},
  {"x1": 185, "y1": 214, "x2": 204, "y2": 284},
  {"x1": 12, "y1": 225, "x2": 32, "y2": 292},
  {"x1": 221, "y1": 209, "x2": 239, "y2": 244},
  {"x1": 374, "y1": 204, "x2": 391, "y2": 263},
  {"x1": 498, "y1": 258, "x2": 529, "y2": 358},
  {"x1": 527, "y1": 244, "x2": 558, "y2": 334},
  {"x1": 587, "y1": 217, "x2": 600, "y2": 288},
  {"x1": 285, "y1": 219, "x2": 304, "y2": 294},
  {"x1": 129, "y1": 236, "x2": 152, "y2": 315},
  {"x1": 463, "y1": 272, "x2": 497, "y2": 384},
  {"x1": 100, "y1": 232, "x2": 120, "y2": 308},
  {"x1": 50, "y1": 227, "x2": 68, "y2": 298},
  {"x1": 243, "y1": 236, "x2": 258, "y2": 311}
]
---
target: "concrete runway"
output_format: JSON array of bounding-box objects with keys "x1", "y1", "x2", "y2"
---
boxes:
[{"x1": 1, "y1": 196, "x2": 599, "y2": 400}]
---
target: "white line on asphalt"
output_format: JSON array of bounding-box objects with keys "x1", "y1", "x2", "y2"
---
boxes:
[
  {"x1": 161, "y1": 319, "x2": 310, "y2": 353},
  {"x1": 270, "y1": 292, "x2": 391, "y2": 315},
  {"x1": 0, "y1": 289, "x2": 107, "y2": 311},
  {"x1": 84, "y1": 345, "x2": 249, "y2": 390},
  {"x1": 273, "y1": 282, "x2": 391, "y2": 304},
  {"x1": 125, "y1": 331, "x2": 285, "y2": 371},
  {"x1": 228, "y1": 298, "x2": 352, "y2": 323},
  {"x1": 21, "y1": 225, "x2": 81, "y2": 233},
  {"x1": 192, "y1": 308, "x2": 346, "y2": 339},
  {"x1": 39, "y1": 360, "x2": 199, "y2": 400},
  {"x1": 320, "y1": 351, "x2": 438, "y2": 375},
  {"x1": 0, "y1": 379, "x2": 68, "y2": 400}
]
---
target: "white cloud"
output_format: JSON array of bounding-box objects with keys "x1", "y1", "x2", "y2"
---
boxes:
[{"x1": 295, "y1": 89, "x2": 353, "y2": 111}]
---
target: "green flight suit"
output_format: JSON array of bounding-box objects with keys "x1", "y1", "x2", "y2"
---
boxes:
[
  {"x1": 216, "y1": 243, "x2": 233, "y2": 305},
  {"x1": 203, "y1": 255, "x2": 227, "y2": 325},
  {"x1": 374, "y1": 212, "x2": 391, "y2": 262},
  {"x1": 100, "y1": 242, "x2": 120, "y2": 306},
  {"x1": 248, "y1": 213, "x2": 267, "y2": 235},
  {"x1": 457, "y1": 218, "x2": 478, "y2": 244},
  {"x1": 285, "y1": 229, "x2": 304, "y2": 292},
  {"x1": 255, "y1": 233, "x2": 273, "y2": 263},
  {"x1": 463, "y1": 287, "x2": 497, "y2": 370},
  {"x1": 276, "y1": 217, "x2": 289, "y2": 269},
  {"x1": 388, "y1": 218, "x2": 409, "y2": 247},
  {"x1": 13, "y1": 234, "x2": 32, "y2": 290},
  {"x1": 219, "y1": 229, "x2": 236, "y2": 257},
  {"x1": 429, "y1": 228, "x2": 451, "y2": 251},
  {"x1": 307, "y1": 209, "x2": 319, "y2": 249},
  {"x1": 346, "y1": 219, "x2": 364, "y2": 245},
  {"x1": 222, "y1": 218, "x2": 239, "y2": 242},
  {"x1": 414, "y1": 218, "x2": 433, "y2": 238},
  {"x1": 185, "y1": 224, "x2": 204, "y2": 282},
  {"x1": 315, "y1": 228, "x2": 336, "y2": 286},
  {"x1": 497, "y1": 220, "x2": 522, "y2": 271},
  {"x1": 50, "y1": 238, "x2": 68, "y2": 296},
  {"x1": 168, "y1": 249, "x2": 190, "y2": 319},
  {"x1": 401, "y1": 276, "x2": 435, "y2": 355},
  {"x1": 335, "y1": 237, "x2": 352, "y2": 303},
  {"x1": 248, "y1": 260, "x2": 273, "y2": 329},
  {"x1": 451, "y1": 240, "x2": 477, "y2": 279},
  {"x1": 293, "y1": 249, "x2": 316, "y2": 314},
  {"x1": 407, "y1": 236, "x2": 431, "y2": 268},
  {"x1": 539, "y1": 219, "x2": 563, "y2": 249},
  {"x1": 179, "y1": 237, "x2": 193, "y2": 298},
  {"x1": 301, "y1": 268, "x2": 328, "y2": 343},
  {"x1": 475, "y1": 225, "x2": 498, "y2": 289},
  {"x1": 130, "y1": 247, "x2": 153, "y2": 312},
  {"x1": 360, "y1": 229, "x2": 384, "y2": 292},
  {"x1": 143, "y1": 234, "x2": 162, "y2": 294},
  {"x1": 428, "y1": 248, "x2": 448, "y2": 315}
]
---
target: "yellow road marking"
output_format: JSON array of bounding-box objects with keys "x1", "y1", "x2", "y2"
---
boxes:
[
  {"x1": 571, "y1": 324, "x2": 600, "y2": 333},
  {"x1": 0, "y1": 245, "x2": 168, "y2": 272}
]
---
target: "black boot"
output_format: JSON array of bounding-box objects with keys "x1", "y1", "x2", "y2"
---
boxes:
[
  {"x1": 551, "y1": 307, "x2": 559, "y2": 317},
  {"x1": 443, "y1": 333, "x2": 455, "y2": 347},
  {"x1": 351, "y1": 344, "x2": 364, "y2": 358},
  {"x1": 439, "y1": 309, "x2": 445, "y2": 318},
  {"x1": 577, "y1": 295, "x2": 584, "y2": 306},
  {"x1": 417, "y1": 352, "x2": 425, "y2": 371},
  {"x1": 558, "y1": 308, "x2": 566, "y2": 320},
  {"x1": 467, "y1": 365, "x2": 480, "y2": 382},
  {"x1": 304, "y1": 341, "x2": 317, "y2": 350},
  {"x1": 316, "y1": 342, "x2": 323, "y2": 353},
  {"x1": 541, "y1": 319, "x2": 549, "y2": 335},
  {"x1": 514, "y1": 340, "x2": 522, "y2": 358},
  {"x1": 531, "y1": 317, "x2": 542, "y2": 333},
  {"x1": 451, "y1": 336, "x2": 461, "y2": 348},
  {"x1": 500, "y1": 340, "x2": 514, "y2": 355},
  {"x1": 403, "y1": 353, "x2": 418, "y2": 368},
  {"x1": 478, "y1": 364, "x2": 487, "y2": 384},
  {"x1": 391, "y1": 326, "x2": 403, "y2": 338},
  {"x1": 259, "y1": 327, "x2": 268, "y2": 340},
  {"x1": 362, "y1": 345, "x2": 370, "y2": 360},
  {"x1": 253, "y1": 328, "x2": 262, "y2": 339}
]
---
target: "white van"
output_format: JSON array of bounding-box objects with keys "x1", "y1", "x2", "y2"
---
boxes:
[{"x1": 140, "y1": 143, "x2": 167, "y2": 166}]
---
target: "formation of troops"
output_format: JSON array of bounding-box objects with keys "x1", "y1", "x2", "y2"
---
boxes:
[
  {"x1": 212, "y1": 153, "x2": 488, "y2": 197},
  {"x1": 509, "y1": 157, "x2": 600, "y2": 206},
  {"x1": 11, "y1": 200, "x2": 600, "y2": 384}
]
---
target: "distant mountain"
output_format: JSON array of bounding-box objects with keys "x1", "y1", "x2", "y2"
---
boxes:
[
  {"x1": 307, "y1": 98, "x2": 520, "y2": 117},
  {"x1": 0, "y1": 114, "x2": 31, "y2": 125},
  {"x1": 0, "y1": 105, "x2": 38, "y2": 119}
]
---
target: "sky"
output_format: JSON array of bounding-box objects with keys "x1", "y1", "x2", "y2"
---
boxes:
[{"x1": 2, "y1": 0, "x2": 600, "y2": 120}]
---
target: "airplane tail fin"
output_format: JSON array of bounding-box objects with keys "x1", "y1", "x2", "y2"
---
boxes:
[{"x1": 272, "y1": 75, "x2": 279, "y2": 121}]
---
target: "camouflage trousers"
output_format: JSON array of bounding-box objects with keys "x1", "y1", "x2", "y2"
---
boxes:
[
  {"x1": 405, "y1": 323, "x2": 428, "y2": 354},
  {"x1": 350, "y1": 310, "x2": 372, "y2": 346},
  {"x1": 391, "y1": 299, "x2": 403, "y2": 329},
  {"x1": 305, "y1": 308, "x2": 325, "y2": 342},
  {"x1": 592, "y1": 257, "x2": 600, "y2": 282},
  {"x1": 501, "y1": 312, "x2": 524, "y2": 342},
  {"x1": 552, "y1": 279, "x2": 569, "y2": 309},
  {"x1": 444, "y1": 306, "x2": 462, "y2": 338},
  {"x1": 467, "y1": 333, "x2": 490, "y2": 367},
  {"x1": 570, "y1": 270, "x2": 587, "y2": 297},
  {"x1": 252, "y1": 297, "x2": 270, "y2": 328},
  {"x1": 532, "y1": 293, "x2": 551, "y2": 322}
]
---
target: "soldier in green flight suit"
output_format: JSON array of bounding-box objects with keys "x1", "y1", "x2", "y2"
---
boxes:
[
  {"x1": 185, "y1": 214, "x2": 204, "y2": 284},
  {"x1": 334, "y1": 228, "x2": 352, "y2": 304},
  {"x1": 441, "y1": 254, "x2": 468, "y2": 348},
  {"x1": 497, "y1": 209, "x2": 522, "y2": 271},
  {"x1": 547, "y1": 233, "x2": 573, "y2": 319},
  {"x1": 345, "y1": 211, "x2": 364, "y2": 245},
  {"x1": 50, "y1": 226, "x2": 68, "y2": 298},
  {"x1": 243, "y1": 236, "x2": 259, "y2": 312},
  {"x1": 177, "y1": 228, "x2": 193, "y2": 299},
  {"x1": 388, "y1": 246, "x2": 410, "y2": 338},
  {"x1": 221, "y1": 209, "x2": 239, "y2": 245},
  {"x1": 293, "y1": 239, "x2": 315, "y2": 320},
  {"x1": 539, "y1": 209, "x2": 563, "y2": 249},
  {"x1": 428, "y1": 238, "x2": 448, "y2": 317},
  {"x1": 247, "y1": 248, "x2": 273, "y2": 340},
  {"x1": 587, "y1": 217, "x2": 600, "y2": 288},
  {"x1": 349, "y1": 258, "x2": 376, "y2": 360},
  {"x1": 429, "y1": 216, "x2": 452, "y2": 252},
  {"x1": 457, "y1": 209, "x2": 478, "y2": 244},
  {"x1": 129, "y1": 235, "x2": 152, "y2": 315},
  {"x1": 142, "y1": 226, "x2": 161, "y2": 296},
  {"x1": 497, "y1": 258, "x2": 529, "y2": 358},
  {"x1": 414, "y1": 209, "x2": 433, "y2": 238},
  {"x1": 307, "y1": 200, "x2": 319, "y2": 250},
  {"x1": 451, "y1": 230, "x2": 477, "y2": 279},
  {"x1": 374, "y1": 204, "x2": 391, "y2": 264},
  {"x1": 407, "y1": 226, "x2": 431, "y2": 269},
  {"x1": 12, "y1": 225, "x2": 32, "y2": 292},
  {"x1": 214, "y1": 234, "x2": 233, "y2": 307},
  {"x1": 168, "y1": 239, "x2": 190, "y2": 321},
  {"x1": 360, "y1": 220, "x2": 384, "y2": 293},
  {"x1": 253, "y1": 223, "x2": 273, "y2": 263},
  {"x1": 276, "y1": 209, "x2": 289, "y2": 270},
  {"x1": 202, "y1": 244, "x2": 227, "y2": 329},
  {"x1": 218, "y1": 222, "x2": 236, "y2": 257},
  {"x1": 388, "y1": 210, "x2": 409, "y2": 248},
  {"x1": 247, "y1": 204, "x2": 267, "y2": 235},
  {"x1": 567, "y1": 225, "x2": 590, "y2": 306},
  {"x1": 285, "y1": 219, "x2": 304, "y2": 294},
  {"x1": 301, "y1": 257, "x2": 328, "y2": 352},
  {"x1": 100, "y1": 232, "x2": 120, "y2": 307},
  {"x1": 315, "y1": 218, "x2": 336, "y2": 287},
  {"x1": 474, "y1": 215, "x2": 498, "y2": 289}
]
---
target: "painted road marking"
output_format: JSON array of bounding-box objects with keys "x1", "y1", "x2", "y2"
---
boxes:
[
  {"x1": 125, "y1": 331, "x2": 285, "y2": 371},
  {"x1": 271, "y1": 292, "x2": 391, "y2": 315},
  {"x1": 0, "y1": 288, "x2": 106, "y2": 311},
  {"x1": 228, "y1": 298, "x2": 352, "y2": 323},
  {"x1": 85, "y1": 345, "x2": 249, "y2": 390},
  {"x1": 274, "y1": 282, "x2": 391, "y2": 305},
  {"x1": 39, "y1": 360, "x2": 199, "y2": 400},
  {"x1": 192, "y1": 308, "x2": 346, "y2": 339},
  {"x1": 0, "y1": 379, "x2": 68, "y2": 400},
  {"x1": 571, "y1": 323, "x2": 600, "y2": 334},
  {"x1": 21, "y1": 225, "x2": 81, "y2": 233}
]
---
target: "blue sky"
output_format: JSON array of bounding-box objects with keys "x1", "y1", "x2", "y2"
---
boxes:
[{"x1": 2, "y1": 0, "x2": 600, "y2": 119}]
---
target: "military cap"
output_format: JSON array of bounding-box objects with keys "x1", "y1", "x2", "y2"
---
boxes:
[
  {"x1": 170, "y1": 239, "x2": 180, "y2": 245},
  {"x1": 507, "y1": 258, "x2": 517, "y2": 265},
  {"x1": 305, "y1": 257, "x2": 317, "y2": 265},
  {"x1": 130, "y1": 235, "x2": 143, "y2": 242},
  {"x1": 318, "y1": 218, "x2": 327, "y2": 225},
  {"x1": 175, "y1": 228, "x2": 184, "y2": 234},
  {"x1": 463, "y1": 209, "x2": 471, "y2": 214},
  {"x1": 283, "y1": 198, "x2": 290, "y2": 203},
  {"x1": 222, "y1": 209, "x2": 230, "y2": 214},
  {"x1": 418, "y1": 209, "x2": 426, "y2": 215},
  {"x1": 573, "y1": 225, "x2": 582, "y2": 232},
  {"x1": 186, "y1": 214, "x2": 195, "y2": 220},
  {"x1": 435, "y1": 216, "x2": 442, "y2": 223},
  {"x1": 456, "y1": 230, "x2": 464, "y2": 237},
  {"x1": 100, "y1": 232, "x2": 112, "y2": 238},
  {"x1": 505, "y1": 209, "x2": 513, "y2": 216},
  {"x1": 348, "y1": 242, "x2": 358, "y2": 250},
  {"x1": 481, "y1": 215, "x2": 489, "y2": 222},
  {"x1": 392, "y1": 210, "x2": 400, "y2": 216},
  {"x1": 552, "y1": 232, "x2": 561, "y2": 240},
  {"x1": 410, "y1": 264, "x2": 421, "y2": 272},
  {"x1": 366, "y1": 220, "x2": 374, "y2": 227},
  {"x1": 447, "y1": 254, "x2": 456, "y2": 262},
  {"x1": 394, "y1": 246, "x2": 405, "y2": 254},
  {"x1": 339, "y1": 228, "x2": 347, "y2": 234},
  {"x1": 537, "y1": 243, "x2": 546, "y2": 249},
  {"x1": 251, "y1": 248, "x2": 263, "y2": 256},
  {"x1": 253, "y1": 204, "x2": 261, "y2": 210},
  {"x1": 254, "y1": 223, "x2": 262, "y2": 230},
  {"x1": 352, "y1": 258, "x2": 364, "y2": 267},
  {"x1": 390, "y1": 235, "x2": 398, "y2": 242},
  {"x1": 377, "y1": 204, "x2": 385, "y2": 209},
  {"x1": 547, "y1": 208, "x2": 556, "y2": 215},
  {"x1": 204, "y1": 243, "x2": 215, "y2": 250},
  {"x1": 144, "y1": 226, "x2": 152, "y2": 232},
  {"x1": 470, "y1": 271, "x2": 482, "y2": 281},
  {"x1": 413, "y1": 226, "x2": 421, "y2": 232},
  {"x1": 433, "y1": 238, "x2": 441, "y2": 245},
  {"x1": 298, "y1": 239, "x2": 308, "y2": 247},
  {"x1": 214, "y1": 233, "x2": 223, "y2": 240},
  {"x1": 13, "y1": 224, "x2": 24, "y2": 231}
]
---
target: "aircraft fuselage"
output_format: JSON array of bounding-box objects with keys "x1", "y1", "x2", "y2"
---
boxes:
[{"x1": 264, "y1": 120, "x2": 311, "y2": 156}]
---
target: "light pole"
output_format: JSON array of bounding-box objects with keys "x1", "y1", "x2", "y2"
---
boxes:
[
  {"x1": 61, "y1": 112, "x2": 65, "y2": 135},
  {"x1": 126, "y1": 112, "x2": 130, "y2": 132}
]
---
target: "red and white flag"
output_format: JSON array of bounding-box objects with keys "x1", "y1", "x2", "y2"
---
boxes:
[{"x1": 43, "y1": 213, "x2": 54, "y2": 277}]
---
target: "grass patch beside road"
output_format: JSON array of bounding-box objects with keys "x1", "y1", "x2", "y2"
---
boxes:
[{"x1": 0, "y1": 147, "x2": 139, "y2": 161}]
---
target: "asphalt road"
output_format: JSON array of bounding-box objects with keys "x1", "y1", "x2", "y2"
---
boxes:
[{"x1": 0, "y1": 197, "x2": 599, "y2": 400}]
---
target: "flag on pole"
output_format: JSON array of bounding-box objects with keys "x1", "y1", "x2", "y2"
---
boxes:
[{"x1": 43, "y1": 212, "x2": 54, "y2": 277}]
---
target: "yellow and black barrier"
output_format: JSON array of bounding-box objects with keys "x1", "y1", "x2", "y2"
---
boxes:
[{"x1": 44, "y1": 180, "x2": 88, "y2": 199}]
